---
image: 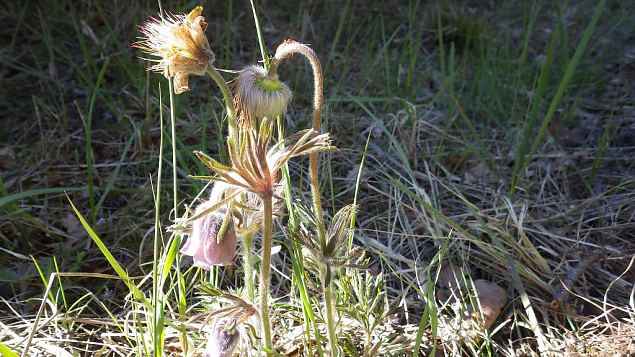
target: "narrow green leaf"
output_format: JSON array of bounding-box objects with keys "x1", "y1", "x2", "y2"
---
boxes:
[
  {"x1": 95, "y1": 128, "x2": 137, "y2": 213},
  {"x1": 512, "y1": 0, "x2": 607, "y2": 197},
  {"x1": 66, "y1": 195, "x2": 147, "y2": 305},
  {"x1": 0, "y1": 187, "x2": 84, "y2": 209}
]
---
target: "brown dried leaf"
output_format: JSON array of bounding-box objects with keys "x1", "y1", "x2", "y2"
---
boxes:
[{"x1": 471, "y1": 279, "x2": 507, "y2": 330}]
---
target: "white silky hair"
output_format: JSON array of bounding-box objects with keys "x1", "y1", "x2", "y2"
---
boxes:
[{"x1": 235, "y1": 65, "x2": 292, "y2": 126}]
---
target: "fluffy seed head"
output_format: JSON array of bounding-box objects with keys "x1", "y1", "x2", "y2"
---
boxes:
[
  {"x1": 234, "y1": 65, "x2": 292, "y2": 128},
  {"x1": 136, "y1": 6, "x2": 215, "y2": 94}
]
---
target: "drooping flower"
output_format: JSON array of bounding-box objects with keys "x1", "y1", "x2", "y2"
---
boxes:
[
  {"x1": 203, "y1": 319, "x2": 239, "y2": 357},
  {"x1": 180, "y1": 200, "x2": 237, "y2": 269},
  {"x1": 192, "y1": 285, "x2": 257, "y2": 357},
  {"x1": 135, "y1": 6, "x2": 215, "y2": 94},
  {"x1": 233, "y1": 65, "x2": 292, "y2": 128}
]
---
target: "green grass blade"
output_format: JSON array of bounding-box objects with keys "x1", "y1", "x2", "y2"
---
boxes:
[
  {"x1": 66, "y1": 195, "x2": 147, "y2": 305},
  {"x1": 84, "y1": 59, "x2": 110, "y2": 226},
  {"x1": 0, "y1": 187, "x2": 84, "y2": 209},
  {"x1": 412, "y1": 304, "x2": 429, "y2": 356},
  {"x1": 224, "y1": 0, "x2": 234, "y2": 67},
  {"x1": 325, "y1": 0, "x2": 352, "y2": 72},
  {"x1": 53, "y1": 256, "x2": 68, "y2": 311},
  {"x1": 406, "y1": 0, "x2": 423, "y2": 97},
  {"x1": 94, "y1": 128, "x2": 137, "y2": 213},
  {"x1": 250, "y1": 0, "x2": 269, "y2": 68},
  {"x1": 510, "y1": 23, "x2": 559, "y2": 196},
  {"x1": 0, "y1": 342, "x2": 19, "y2": 357},
  {"x1": 588, "y1": 121, "x2": 611, "y2": 189},
  {"x1": 160, "y1": 235, "x2": 181, "y2": 289},
  {"x1": 348, "y1": 130, "x2": 371, "y2": 250},
  {"x1": 511, "y1": 0, "x2": 607, "y2": 196},
  {"x1": 30, "y1": 256, "x2": 55, "y2": 303}
]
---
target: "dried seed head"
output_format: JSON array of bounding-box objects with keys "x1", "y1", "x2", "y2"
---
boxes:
[
  {"x1": 234, "y1": 65, "x2": 292, "y2": 128},
  {"x1": 203, "y1": 319, "x2": 239, "y2": 357},
  {"x1": 180, "y1": 202, "x2": 236, "y2": 269},
  {"x1": 136, "y1": 6, "x2": 215, "y2": 94}
]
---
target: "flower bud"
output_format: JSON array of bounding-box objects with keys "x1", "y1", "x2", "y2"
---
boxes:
[
  {"x1": 203, "y1": 319, "x2": 239, "y2": 357},
  {"x1": 234, "y1": 65, "x2": 292, "y2": 128},
  {"x1": 180, "y1": 202, "x2": 236, "y2": 269}
]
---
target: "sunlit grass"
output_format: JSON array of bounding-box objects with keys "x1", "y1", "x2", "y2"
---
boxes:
[{"x1": 1, "y1": 0, "x2": 634, "y2": 355}]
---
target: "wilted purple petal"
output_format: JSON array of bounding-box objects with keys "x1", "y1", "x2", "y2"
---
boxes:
[{"x1": 180, "y1": 205, "x2": 237, "y2": 269}]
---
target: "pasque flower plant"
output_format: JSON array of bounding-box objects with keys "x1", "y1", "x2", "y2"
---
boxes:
[
  {"x1": 138, "y1": 5, "x2": 357, "y2": 356},
  {"x1": 194, "y1": 117, "x2": 332, "y2": 354}
]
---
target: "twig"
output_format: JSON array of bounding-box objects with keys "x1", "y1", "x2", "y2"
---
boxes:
[{"x1": 550, "y1": 251, "x2": 602, "y2": 310}]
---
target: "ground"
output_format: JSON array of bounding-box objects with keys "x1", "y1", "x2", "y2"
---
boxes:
[{"x1": 0, "y1": 0, "x2": 634, "y2": 356}]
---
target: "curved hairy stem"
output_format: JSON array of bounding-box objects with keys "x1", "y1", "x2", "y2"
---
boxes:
[
  {"x1": 259, "y1": 194, "x2": 274, "y2": 356},
  {"x1": 206, "y1": 66, "x2": 237, "y2": 140},
  {"x1": 268, "y1": 40, "x2": 326, "y2": 249},
  {"x1": 269, "y1": 40, "x2": 340, "y2": 357}
]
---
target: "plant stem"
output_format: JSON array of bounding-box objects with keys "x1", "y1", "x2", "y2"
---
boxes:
[
  {"x1": 243, "y1": 231, "x2": 256, "y2": 301},
  {"x1": 168, "y1": 78, "x2": 178, "y2": 218},
  {"x1": 152, "y1": 82, "x2": 165, "y2": 357},
  {"x1": 206, "y1": 66, "x2": 237, "y2": 140},
  {"x1": 168, "y1": 77, "x2": 188, "y2": 357},
  {"x1": 268, "y1": 40, "x2": 326, "y2": 250},
  {"x1": 270, "y1": 41, "x2": 339, "y2": 356},
  {"x1": 320, "y1": 264, "x2": 338, "y2": 357},
  {"x1": 260, "y1": 194, "x2": 274, "y2": 356},
  {"x1": 270, "y1": 41, "x2": 336, "y2": 355}
]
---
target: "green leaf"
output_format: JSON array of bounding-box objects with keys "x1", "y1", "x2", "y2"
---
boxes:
[{"x1": 194, "y1": 150, "x2": 229, "y2": 171}]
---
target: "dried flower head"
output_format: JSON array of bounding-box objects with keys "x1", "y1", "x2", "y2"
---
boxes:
[
  {"x1": 180, "y1": 200, "x2": 237, "y2": 269},
  {"x1": 234, "y1": 65, "x2": 292, "y2": 128},
  {"x1": 136, "y1": 6, "x2": 215, "y2": 94}
]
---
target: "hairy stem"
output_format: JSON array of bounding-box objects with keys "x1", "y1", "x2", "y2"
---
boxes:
[
  {"x1": 270, "y1": 41, "x2": 340, "y2": 356},
  {"x1": 243, "y1": 231, "x2": 255, "y2": 302},
  {"x1": 320, "y1": 264, "x2": 339, "y2": 357},
  {"x1": 269, "y1": 40, "x2": 326, "y2": 250},
  {"x1": 168, "y1": 78, "x2": 188, "y2": 356},
  {"x1": 206, "y1": 66, "x2": 237, "y2": 140},
  {"x1": 259, "y1": 194, "x2": 273, "y2": 356}
]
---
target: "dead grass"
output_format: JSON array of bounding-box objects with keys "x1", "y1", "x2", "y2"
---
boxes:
[{"x1": 1, "y1": 0, "x2": 634, "y2": 356}]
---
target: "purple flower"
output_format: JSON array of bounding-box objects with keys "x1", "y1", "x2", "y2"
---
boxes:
[
  {"x1": 203, "y1": 319, "x2": 239, "y2": 357},
  {"x1": 180, "y1": 202, "x2": 237, "y2": 269}
]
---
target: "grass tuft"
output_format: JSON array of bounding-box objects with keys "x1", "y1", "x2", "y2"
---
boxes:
[{"x1": 1, "y1": 0, "x2": 633, "y2": 355}]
